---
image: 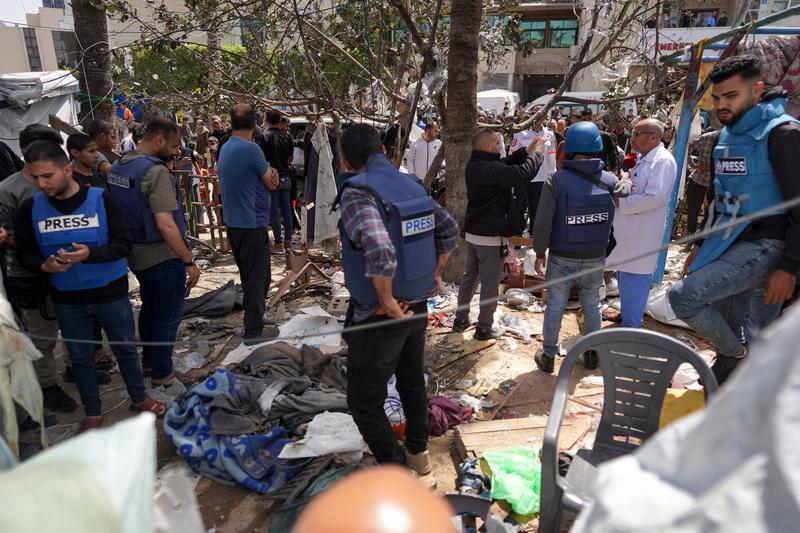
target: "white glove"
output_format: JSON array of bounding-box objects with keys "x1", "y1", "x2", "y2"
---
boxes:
[{"x1": 614, "y1": 178, "x2": 633, "y2": 198}]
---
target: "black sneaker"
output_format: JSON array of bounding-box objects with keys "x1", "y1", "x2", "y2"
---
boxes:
[
  {"x1": 535, "y1": 349, "x2": 555, "y2": 374},
  {"x1": 63, "y1": 367, "x2": 112, "y2": 385},
  {"x1": 451, "y1": 318, "x2": 470, "y2": 333},
  {"x1": 243, "y1": 325, "x2": 280, "y2": 346},
  {"x1": 583, "y1": 350, "x2": 599, "y2": 370},
  {"x1": 473, "y1": 327, "x2": 498, "y2": 341},
  {"x1": 709, "y1": 355, "x2": 742, "y2": 386},
  {"x1": 42, "y1": 384, "x2": 78, "y2": 412}
]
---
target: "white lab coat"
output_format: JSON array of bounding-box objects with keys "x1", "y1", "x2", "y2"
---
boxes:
[
  {"x1": 509, "y1": 127, "x2": 557, "y2": 182},
  {"x1": 606, "y1": 144, "x2": 677, "y2": 274},
  {"x1": 407, "y1": 137, "x2": 442, "y2": 181}
]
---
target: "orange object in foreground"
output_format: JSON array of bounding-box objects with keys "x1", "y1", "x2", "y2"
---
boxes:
[{"x1": 294, "y1": 466, "x2": 456, "y2": 533}]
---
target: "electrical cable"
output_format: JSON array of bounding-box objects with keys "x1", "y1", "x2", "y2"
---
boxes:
[{"x1": 6, "y1": 191, "x2": 800, "y2": 347}]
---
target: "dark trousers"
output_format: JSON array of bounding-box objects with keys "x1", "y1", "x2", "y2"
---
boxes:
[
  {"x1": 685, "y1": 179, "x2": 713, "y2": 235},
  {"x1": 515, "y1": 181, "x2": 544, "y2": 235},
  {"x1": 134, "y1": 259, "x2": 186, "y2": 380},
  {"x1": 344, "y1": 302, "x2": 429, "y2": 464},
  {"x1": 54, "y1": 298, "x2": 147, "y2": 417},
  {"x1": 229, "y1": 227, "x2": 270, "y2": 337}
]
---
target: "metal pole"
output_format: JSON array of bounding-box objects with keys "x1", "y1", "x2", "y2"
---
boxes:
[{"x1": 652, "y1": 29, "x2": 746, "y2": 285}]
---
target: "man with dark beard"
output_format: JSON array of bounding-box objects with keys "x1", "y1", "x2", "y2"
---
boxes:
[{"x1": 669, "y1": 56, "x2": 800, "y2": 385}]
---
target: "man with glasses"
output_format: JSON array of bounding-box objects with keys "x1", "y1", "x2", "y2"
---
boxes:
[{"x1": 606, "y1": 118, "x2": 677, "y2": 328}]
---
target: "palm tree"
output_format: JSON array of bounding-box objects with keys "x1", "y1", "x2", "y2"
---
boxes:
[
  {"x1": 442, "y1": 0, "x2": 481, "y2": 281},
  {"x1": 72, "y1": 0, "x2": 114, "y2": 123}
]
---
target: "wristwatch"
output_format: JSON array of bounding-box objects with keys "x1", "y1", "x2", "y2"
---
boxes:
[{"x1": 184, "y1": 260, "x2": 195, "y2": 267}]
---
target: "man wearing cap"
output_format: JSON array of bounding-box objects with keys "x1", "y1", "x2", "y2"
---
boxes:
[{"x1": 532, "y1": 122, "x2": 621, "y2": 373}]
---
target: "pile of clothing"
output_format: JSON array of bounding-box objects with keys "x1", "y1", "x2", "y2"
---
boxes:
[{"x1": 164, "y1": 343, "x2": 348, "y2": 494}]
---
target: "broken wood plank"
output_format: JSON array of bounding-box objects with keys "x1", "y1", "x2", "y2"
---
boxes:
[{"x1": 433, "y1": 338, "x2": 495, "y2": 371}]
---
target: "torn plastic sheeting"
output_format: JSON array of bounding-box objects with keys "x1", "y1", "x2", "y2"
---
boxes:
[
  {"x1": 222, "y1": 307, "x2": 342, "y2": 365},
  {"x1": 278, "y1": 412, "x2": 368, "y2": 460},
  {"x1": 483, "y1": 446, "x2": 542, "y2": 515},
  {"x1": 155, "y1": 466, "x2": 204, "y2": 533},
  {"x1": 0, "y1": 414, "x2": 156, "y2": 533},
  {"x1": 572, "y1": 303, "x2": 800, "y2": 533}
]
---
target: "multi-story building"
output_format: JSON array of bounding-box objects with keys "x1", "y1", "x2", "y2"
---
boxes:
[{"x1": 480, "y1": 0, "x2": 800, "y2": 105}]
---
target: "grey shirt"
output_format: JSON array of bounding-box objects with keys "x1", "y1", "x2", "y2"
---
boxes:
[{"x1": 0, "y1": 171, "x2": 43, "y2": 278}]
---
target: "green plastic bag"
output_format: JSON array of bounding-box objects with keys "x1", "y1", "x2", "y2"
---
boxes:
[{"x1": 483, "y1": 446, "x2": 541, "y2": 515}]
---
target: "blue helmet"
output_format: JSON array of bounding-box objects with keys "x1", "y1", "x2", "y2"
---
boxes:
[{"x1": 564, "y1": 121, "x2": 603, "y2": 153}]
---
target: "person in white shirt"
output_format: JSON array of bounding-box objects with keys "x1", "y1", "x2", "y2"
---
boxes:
[
  {"x1": 509, "y1": 107, "x2": 558, "y2": 232},
  {"x1": 605, "y1": 118, "x2": 677, "y2": 328},
  {"x1": 407, "y1": 122, "x2": 442, "y2": 181}
]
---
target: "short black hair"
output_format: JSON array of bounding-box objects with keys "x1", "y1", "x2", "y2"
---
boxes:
[
  {"x1": 19, "y1": 124, "x2": 63, "y2": 153},
  {"x1": 24, "y1": 140, "x2": 69, "y2": 166},
  {"x1": 709, "y1": 55, "x2": 762, "y2": 84},
  {"x1": 86, "y1": 119, "x2": 114, "y2": 139},
  {"x1": 266, "y1": 110, "x2": 282, "y2": 126},
  {"x1": 66, "y1": 133, "x2": 95, "y2": 155},
  {"x1": 581, "y1": 108, "x2": 593, "y2": 116},
  {"x1": 230, "y1": 104, "x2": 256, "y2": 131},
  {"x1": 340, "y1": 124, "x2": 381, "y2": 169},
  {"x1": 143, "y1": 117, "x2": 179, "y2": 140},
  {"x1": 424, "y1": 122, "x2": 438, "y2": 131}
]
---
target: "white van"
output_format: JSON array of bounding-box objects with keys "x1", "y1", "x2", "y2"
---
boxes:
[{"x1": 529, "y1": 92, "x2": 637, "y2": 119}]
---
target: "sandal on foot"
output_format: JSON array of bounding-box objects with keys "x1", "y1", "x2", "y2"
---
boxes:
[
  {"x1": 130, "y1": 397, "x2": 167, "y2": 417},
  {"x1": 78, "y1": 416, "x2": 104, "y2": 434},
  {"x1": 151, "y1": 372, "x2": 177, "y2": 387}
]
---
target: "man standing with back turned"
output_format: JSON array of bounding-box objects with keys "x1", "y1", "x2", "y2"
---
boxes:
[
  {"x1": 335, "y1": 124, "x2": 459, "y2": 486},
  {"x1": 669, "y1": 56, "x2": 800, "y2": 385},
  {"x1": 107, "y1": 118, "x2": 200, "y2": 387},
  {"x1": 218, "y1": 104, "x2": 280, "y2": 344}
]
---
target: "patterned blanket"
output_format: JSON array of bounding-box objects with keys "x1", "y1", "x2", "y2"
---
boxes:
[{"x1": 164, "y1": 369, "x2": 309, "y2": 493}]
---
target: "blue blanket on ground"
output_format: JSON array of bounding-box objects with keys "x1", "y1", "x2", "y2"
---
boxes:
[{"x1": 164, "y1": 369, "x2": 308, "y2": 493}]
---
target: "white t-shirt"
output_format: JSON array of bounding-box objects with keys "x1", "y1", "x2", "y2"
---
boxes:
[{"x1": 510, "y1": 127, "x2": 557, "y2": 182}]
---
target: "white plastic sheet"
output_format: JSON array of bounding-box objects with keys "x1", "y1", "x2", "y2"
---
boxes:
[
  {"x1": 645, "y1": 286, "x2": 691, "y2": 329},
  {"x1": 572, "y1": 304, "x2": 800, "y2": 533},
  {"x1": 311, "y1": 123, "x2": 340, "y2": 244}
]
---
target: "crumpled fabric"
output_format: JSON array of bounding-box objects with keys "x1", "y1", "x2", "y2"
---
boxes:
[
  {"x1": 164, "y1": 369, "x2": 307, "y2": 493},
  {"x1": 427, "y1": 396, "x2": 472, "y2": 436},
  {"x1": 208, "y1": 374, "x2": 269, "y2": 436},
  {"x1": 182, "y1": 280, "x2": 243, "y2": 319},
  {"x1": 745, "y1": 36, "x2": 800, "y2": 98},
  {"x1": 0, "y1": 296, "x2": 46, "y2": 452},
  {"x1": 238, "y1": 342, "x2": 346, "y2": 392}
]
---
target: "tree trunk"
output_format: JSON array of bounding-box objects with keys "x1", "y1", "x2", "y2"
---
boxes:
[
  {"x1": 72, "y1": 0, "x2": 113, "y2": 124},
  {"x1": 206, "y1": 27, "x2": 222, "y2": 89},
  {"x1": 442, "y1": 0, "x2": 481, "y2": 282}
]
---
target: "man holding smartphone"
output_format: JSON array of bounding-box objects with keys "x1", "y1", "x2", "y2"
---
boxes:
[{"x1": 15, "y1": 140, "x2": 164, "y2": 433}]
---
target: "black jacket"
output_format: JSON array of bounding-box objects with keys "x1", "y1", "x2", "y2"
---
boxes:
[
  {"x1": 256, "y1": 127, "x2": 294, "y2": 176},
  {"x1": 464, "y1": 148, "x2": 543, "y2": 237}
]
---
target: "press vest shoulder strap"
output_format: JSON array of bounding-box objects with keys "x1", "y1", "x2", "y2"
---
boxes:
[{"x1": 562, "y1": 167, "x2": 615, "y2": 194}]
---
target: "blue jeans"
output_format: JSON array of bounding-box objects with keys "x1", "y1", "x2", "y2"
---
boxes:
[
  {"x1": 543, "y1": 255, "x2": 605, "y2": 357},
  {"x1": 617, "y1": 272, "x2": 653, "y2": 328},
  {"x1": 55, "y1": 298, "x2": 146, "y2": 416},
  {"x1": 668, "y1": 239, "x2": 784, "y2": 357},
  {"x1": 743, "y1": 280, "x2": 783, "y2": 343},
  {"x1": 269, "y1": 188, "x2": 293, "y2": 245},
  {"x1": 134, "y1": 259, "x2": 186, "y2": 380}
]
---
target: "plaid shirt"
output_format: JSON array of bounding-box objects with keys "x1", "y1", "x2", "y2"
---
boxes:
[
  {"x1": 688, "y1": 130, "x2": 719, "y2": 187},
  {"x1": 340, "y1": 186, "x2": 459, "y2": 320}
]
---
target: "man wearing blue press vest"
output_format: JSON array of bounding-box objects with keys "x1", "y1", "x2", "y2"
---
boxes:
[
  {"x1": 669, "y1": 56, "x2": 800, "y2": 385},
  {"x1": 334, "y1": 125, "x2": 459, "y2": 487},
  {"x1": 531, "y1": 122, "x2": 619, "y2": 373},
  {"x1": 15, "y1": 141, "x2": 164, "y2": 433},
  {"x1": 107, "y1": 118, "x2": 200, "y2": 388}
]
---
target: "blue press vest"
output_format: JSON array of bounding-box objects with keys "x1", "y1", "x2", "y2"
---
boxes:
[
  {"x1": 336, "y1": 154, "x2": 436, "y2": 306},
  {"x1": 549, "y1": 160, "x2": 616, "y2": 255},
  {"x1": 691, "y1": 98, "x2": 798, "y2": 272},
  {"x1": 106, "y1": 155, "x2": 187, "y2": 244},
  {"x1": 32, "y1": 187, "x2": 128, "y2": 291}
]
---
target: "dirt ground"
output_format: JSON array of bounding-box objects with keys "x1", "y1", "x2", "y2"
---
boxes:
[{"x1": 20, "y1": 243, "x2": 709, "y2": 532}]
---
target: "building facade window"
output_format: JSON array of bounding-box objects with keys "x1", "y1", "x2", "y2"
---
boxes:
[
  {"x1": 23, "y1": 28, "x2": 42, "y2": 71},
  {"x1": 521, "y1": 18, "x2": 577, "y2": 48},
  {"x1": 42, "y1": 0, "x2": 67, "y2": 8}
]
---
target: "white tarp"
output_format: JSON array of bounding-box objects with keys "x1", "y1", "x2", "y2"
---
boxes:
[
  {"x1": 311, "y1": 123, "x2": 340, "y2": 244},
  {"x1": 0, "y1": 71, "x2": 79, "y2": 157},
  {"x1": 572, "y1": 303, "x2": 800, "y2": 532}
]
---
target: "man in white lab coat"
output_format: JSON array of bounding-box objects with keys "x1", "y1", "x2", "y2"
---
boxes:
[
  {"x1": 606, "y1": 118, "x2": 677, "y2": 327},
  {"x1": 406, "y1": 122, "x2": 442, "y2": 181},
  {"x1": 509, "y1": 108, "x2": 557, "y2": 232}
]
